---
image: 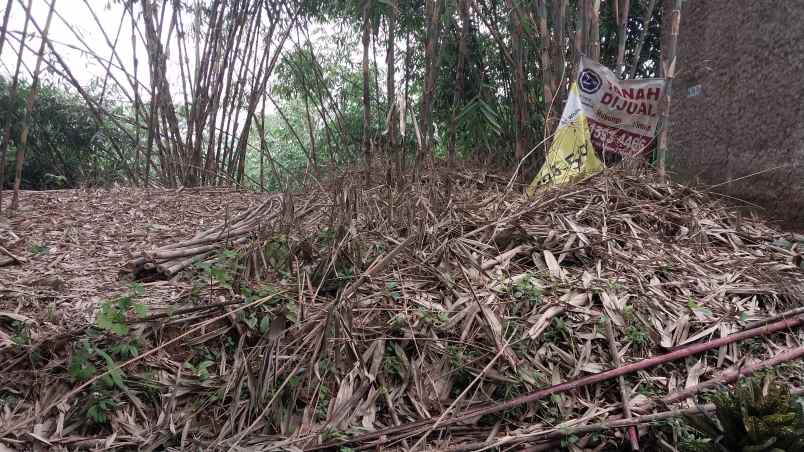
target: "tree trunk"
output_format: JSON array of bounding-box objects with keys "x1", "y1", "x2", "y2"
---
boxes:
[
  {"x1": 401, "y1": 30, "x2": 412, "y2": 172},
  {"x1": 362, "y1": 2, "x2": 372, "y2": 182},
  {"x1": 627, "y1": 0, "x2": 658, "y2": 79},
  {"x1": 417, "y1": 0, "x2": 442, "y2": 167},
  {"x1": 507, "y1": 0, "x2": 528, "y2": 163},
  {"x1": 574, "y1": 0, "x2": 587, "y2": 62},
  {"x1": 447, "y1": 0, "x2": 469, "y2": 165},
  {"x1": 0, "y1": 0, "x2": 13, "y2": 61},
  {"x1": 386, "y1": 0, "x2": 397, "y2": 161},
  {"x1": 552, "y1": 0, "x2": 567, "y2": 101},
  {"x1": 588, "y1": 0, "x2": 600, "y2": 61},
  {"x1": 0, "y1": 0, "x2": 30, "y2": 215},
  {"x1": 657, "y1": 0, "x2": 682, "y2": 177},
  {"x1": 535, "y1": 0, "x2": 556, "y2": 136},
  {"x1": 615, "y1": 0, "x2": 631, "y2": 75},
  {"x1": 11, "y1": 0, "x2": 56, "y2": 212}
]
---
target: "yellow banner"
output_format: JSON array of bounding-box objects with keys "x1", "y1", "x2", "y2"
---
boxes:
[{"x1": 528, "y1": 84, "x2": 604, "y2": 194}]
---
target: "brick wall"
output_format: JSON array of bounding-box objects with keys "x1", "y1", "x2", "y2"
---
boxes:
[{"x1": 667, "y1": 1, "x2": 804, "y2": 229}]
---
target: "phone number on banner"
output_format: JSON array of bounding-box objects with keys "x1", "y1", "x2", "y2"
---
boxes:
[{"x1": 588, "y1": 120, "x2": 652, "y2": 156}]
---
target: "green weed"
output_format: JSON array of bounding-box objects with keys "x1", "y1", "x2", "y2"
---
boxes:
[{"x1": 95, "y1": 283, "x2": 146, "y2": 335}]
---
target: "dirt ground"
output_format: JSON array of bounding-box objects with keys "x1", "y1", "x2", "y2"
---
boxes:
[{"x1": 0, "y1": 188, "x2": 267, "y2": 329}]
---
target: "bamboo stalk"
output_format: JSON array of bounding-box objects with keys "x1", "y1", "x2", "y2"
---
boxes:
[
  {"x1": 662, "y1": 345, "x2": 804, "y2": 405},
  {"x1": 10, "y1": 0, "x2": 56, "y2": 212},
  {"x1": 657, "y1": 0, "x2": 682, "y2": 177},
  {"x1": 615, "y1": 0, "x2": 631, "y2": 75},
  {"x1": 0, "y1": 0, "x2": 31, "y2": 215},
  {"x1": 627, "y1": 0, "x2": 658, "y2": 79},
  {"x1": 605, "y1": 317, "x2": 639, "y2": 450}
]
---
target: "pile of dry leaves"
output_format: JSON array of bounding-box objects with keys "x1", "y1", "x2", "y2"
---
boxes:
[{"x1": 1, "y1": 165, "x2": 803, "y2": 451}]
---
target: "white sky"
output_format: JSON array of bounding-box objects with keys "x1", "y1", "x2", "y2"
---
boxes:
[
  {"x1": 1, "y1": 1, "x2": 368, "y2": 109},
  {"x1": 1, "y1": 0, "x2": 192, "y2": 103}
]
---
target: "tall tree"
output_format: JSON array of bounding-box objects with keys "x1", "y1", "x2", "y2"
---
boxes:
[
  {"x1": 614, "y1": 0, "x2": 631, "y2": 74},
  {"x1": 385, "y1": 0, "x2": 397, "y2": 160},
  {"x1": 657, "y1": 0, "x2": 682, "y2": 177},
  {"x1": 362, "y1": 0, "x2": 372, "y2": 181},
  {"x1": 417, "y1": 0, "x2": 443, "y2": 167},
  {"x1": 506, "y1": 0, "x2": 529, "y2": 163},
  {"x1": 447, "y1": 0, "x2": 469, "y2": 164},
  {"x1": 627, "y1": 0, "x2": 658, "y2": 79},
  {"x1": 11, "y1": 0, "x2": 56, "y2": 211},
  {"x1": 0, "y1": 0, "x2": 29, "y2": 214}
]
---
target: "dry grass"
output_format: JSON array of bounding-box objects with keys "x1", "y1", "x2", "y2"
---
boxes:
[{"x1": 1, "y1": 164, "x2": 802, "y2": 451}]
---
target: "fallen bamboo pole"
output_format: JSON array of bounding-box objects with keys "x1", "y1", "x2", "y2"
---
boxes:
[
  {"x1": 308, "y1": 313, "x2": 804, "y2": 450},
  {"x1": 662, "y1": 344, "x2": 804, "y2": 405},
  {"x1": 605, "y1": 317, "x2": 639, "y2": 450}
]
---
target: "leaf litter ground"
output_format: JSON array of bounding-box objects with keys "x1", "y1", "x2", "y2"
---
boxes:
[{"x1": 1, "y1": 165, "x2": 803, "y2": 451}]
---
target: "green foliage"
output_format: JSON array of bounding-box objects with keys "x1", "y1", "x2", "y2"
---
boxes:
[
  {"x1": 386, "y1": 280, "x2": 401, "y2": 300},
  {"x1": 95, "y1": 283, "x2": 146, "y2": 336},
  {"x1": 0, "y1": 77, "x2": 134, "y2": 190},
  {"x1": 185, "y1": 360, "x2": 215, "y2": 381},
  {"x1": 687, "y1": 297, "x2": 713, "y2": 317},
  {"x1": 316, "y1": 384, "x2": 331, "y2": 421},
  {"x1": 625, "y1": 324, "x2": 650, "y2": 347},
  {"x1": 512, "y1": 274, "x2": 542, "y2": 305},
  {"x1": 86, "y1": 394, "x2": 116, "y2": 424},
  {"x1": 194, "y1": 249, "x2": 241, "y2": 290},
  {"x1": 10, "y1": 320, "x2": 31, "y2": 345},
  {"x1": 68, "y1": 340, "x2": 98, "y2": 382},
  {"x1": 29, "y1": 243, "x2": 49, "y2": 256},
  {"x1": 543, "y1": 317, "x2": 570, "y2": 343},
  {"x1": 682, "y1": 376, "x2": 804, "y2": 452},
  {"x1": 561, "y1": 433, "x2": 580, "y2": 448}
]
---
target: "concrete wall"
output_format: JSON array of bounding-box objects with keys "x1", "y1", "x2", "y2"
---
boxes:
[{"x1": 667, "y1": 1, "x2": 804, "y2": 229}]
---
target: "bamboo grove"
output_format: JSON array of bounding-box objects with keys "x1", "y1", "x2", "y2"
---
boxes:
[{"x1": 0, "y1": 0, "x2": 665, "y2": 202}]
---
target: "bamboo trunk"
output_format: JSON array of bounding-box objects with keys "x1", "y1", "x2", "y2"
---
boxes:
[
  {"x1": 11, "y1": 0, "x2": 56, "y2": 212},
  {"x1": 657, "y1": 0, "x2": 682, "y2": 177}
]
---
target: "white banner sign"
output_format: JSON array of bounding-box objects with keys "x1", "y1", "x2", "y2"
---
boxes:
[{"x1": 574, "y1": 56, "x2": 665, "y2": 156}]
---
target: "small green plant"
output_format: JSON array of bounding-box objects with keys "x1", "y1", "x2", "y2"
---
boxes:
[
  {"x1": 241, "y1": 284, "x2": 278, "y2": 303},
  {"x1": 560, "y1": 433, "x2": 580, "y2": 448},
  {"x1": 687, "y1": 297, "x2": 713, "y2": 317},
  {"x1": 626, "y1": 324, "x2": 650, "y2": 347},
  {"x1": 86, "y1": 392, "x2": 116, "y2": 424},
  {"x1": 263, "y1": 236, "x2": 290, "y2": 272},
  {"x1": 68, "y1": 341, "x2": 98, "y2": 382},
  {"x1": 316, "y1": 384, "x2": 331, "y2": 420},
  {"x1": 383, "y1": 346, "x2": 404, "y2": 379},
  {"x1": 96, "y1": 283, "x2": 146, "y2": 335},
  {"x1": 108, "y1": 339, "x2": 139, "y2": 359},
  {"x1": 386, "y1": 281, "x2": 401, "y2": 300},
  {"x1": 543, "y1": 317, "x2": 569, "y2": 343},
  {"x1": 29, "y1": 243, "x2": 49, "y2": 256},
  {"x1": 320, "y1": 427, "x2": 348, "y2": 442},
  {"x1": 622, "y1": 304, "x2": 636, "y2": 322},
  {"x1": 318, "y1": 227, "x2": 337, "y2": 244},
  {"x1": 512, "y1": 274, "x2": 541, "y2": 305},
  {"x1": 418, "y1": 308, "x2": 449, "y2": 328},
  {"x1": 194, "y1": 249, "x2": 241, "y2": 289},
  {"x1": 607, "y1": 279, "x2": 624, "y2": 290},
  {"x1": 10, "y1": 320, "x2": 31, "y2": 345},
  {"x1": 682, "y1": 376, "x2": 804, "y2": 452},
  {"x1": 185, "y1": 360, "x2": 215, "y2": 381}
]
